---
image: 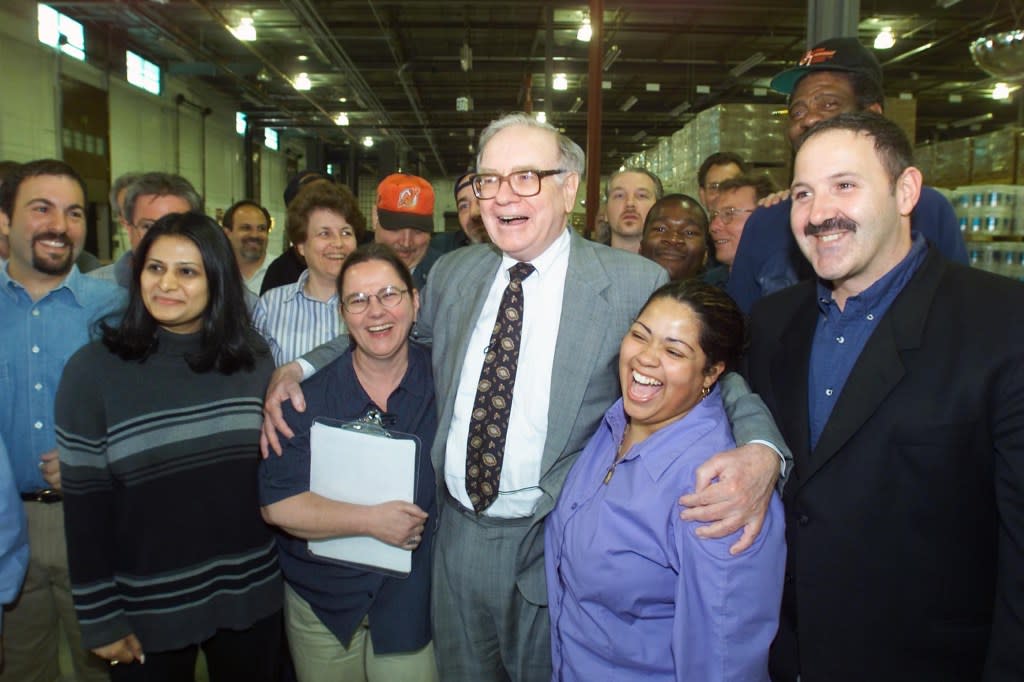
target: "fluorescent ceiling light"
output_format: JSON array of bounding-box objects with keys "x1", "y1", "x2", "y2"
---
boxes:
[
  {"x1": 645, "y1": 83, "x2": 660, "y2": 92},
  {"x1": 362, "y1": 136, "x2": 374, "y2": 147},
  {"x1": 993, "y1": 82, "x2": 1011, "y2": 100},
  {"x1": 536, "y1": 111, "x2": 547, "y2": 123},
  {"x1": 569, "y1": 96, "x2": 583, "y2": 113},
  {"x1": 619, "y1": 95, "x2": 637, "y2": 112},
  {"x1": 293, "y1": 72, "x2": 312, "y2": 90},
  {"x1": 602, "y1": 45, "x2": 621, "y2": 71},
  {"x1": 553, "y1": 73, "x2": 568, "y2": 91},
  {"x1": 874, "y1": 27, "x2": 895, "y2": 50},
  {"x1": 729, "y1": 52, "x2": 765, "y2": 77},
  {"x1": 334, "y1": 113, "x2": 349, "y2": 126}
]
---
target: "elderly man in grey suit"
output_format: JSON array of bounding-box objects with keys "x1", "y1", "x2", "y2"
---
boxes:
[{"x1": 263, "y1": 113, "x2": 786, "y2": 681}]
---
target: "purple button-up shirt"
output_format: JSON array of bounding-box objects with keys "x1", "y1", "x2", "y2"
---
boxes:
[{"x1": 545, "y1": 389, "x2": 786, "y2": 682}]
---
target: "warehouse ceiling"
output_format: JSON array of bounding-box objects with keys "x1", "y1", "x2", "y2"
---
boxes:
[{"x1": 52, "y1": 0, "x2": 1023, "y2": 177}]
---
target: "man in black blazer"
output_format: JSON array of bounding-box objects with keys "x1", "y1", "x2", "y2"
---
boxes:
[{"x1": 745, "y1": 112, "x2": 1024, "y2": 681}]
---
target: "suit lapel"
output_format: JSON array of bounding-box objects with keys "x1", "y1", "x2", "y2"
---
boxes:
[
  {"x1": 770, "y1": 292, "x2": 816, "y2": 474},
  {"x1": 541, "y1": 233, "x2": 611, "y2": 474},
  {"x1": 799, "y1": 249, "x2": 944, "y2": 487}
]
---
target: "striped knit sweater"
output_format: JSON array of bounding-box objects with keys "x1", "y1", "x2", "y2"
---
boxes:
[{"x1": 55, "y1": 329, "x2": 282, "y2": 652}]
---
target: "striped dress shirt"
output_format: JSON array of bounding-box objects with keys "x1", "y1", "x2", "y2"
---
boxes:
[{"x1": 253, "y1": 269, "x2": 347, "y2": 366}]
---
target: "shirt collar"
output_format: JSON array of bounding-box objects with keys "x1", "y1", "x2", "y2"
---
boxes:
[
  {"x1": 604, "y1": 386, "x2": 725, "y2": 482},
  {"x1": 286, "y1": 269, "x2": 339, "y2": 304},
  {"x1": 816, "y1": 231, "x2": 929, "y2": 315},
  {"x1": 499, "y1": 225, "x2": 570, "y2": 279},
  {"x1": 0, "y1": 262, "x2": 86, "y2": 307}
]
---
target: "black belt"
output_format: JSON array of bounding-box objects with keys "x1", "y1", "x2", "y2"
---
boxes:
[{"x1": 20, "y1": 489, "x2": 62, "y2": 504}]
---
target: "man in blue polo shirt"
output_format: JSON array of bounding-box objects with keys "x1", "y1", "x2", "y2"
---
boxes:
[
  {"x1": 0, "y1": 159, "x2": 124, "y2": 682},
  {"x1": 727, "y1": 37, "x2": 967, "y2": 313}
]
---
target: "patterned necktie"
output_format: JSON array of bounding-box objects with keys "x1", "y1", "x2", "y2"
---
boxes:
[{"x1": 465, "y1": 261, "x2": 536, "y2": 512}]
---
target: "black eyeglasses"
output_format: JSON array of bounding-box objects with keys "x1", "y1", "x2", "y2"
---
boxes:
[
  {"x1": 341, "y1": 286, "x2": 408, "y2": 314},
  {"x1": 472, "y1": 169, "x2": 566, "y2": 199},
  {"x1": 708, "y1": 207, "x2": 754, "y2": 225}
]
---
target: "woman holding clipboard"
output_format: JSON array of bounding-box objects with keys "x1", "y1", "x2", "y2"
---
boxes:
[{"x1": 259, "y1": 243, "x2": 438, "y2": 682}]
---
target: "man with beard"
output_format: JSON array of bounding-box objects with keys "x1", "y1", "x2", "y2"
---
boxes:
[
  {"x1": 222, "y1": 199, "x2": 272, "y2": 294},
  {"x1": 605, "y1": 167, "x2": 662, "y2": 253},
  {"x1": 0, "y1": 159, "x2": 124, "y2": 682},
  {"x1": 373, "y1": 173, "x2": 443, "y2": 290},
  {"x1": 434, "y1": 171, "x2": 489, "y2": 253}
]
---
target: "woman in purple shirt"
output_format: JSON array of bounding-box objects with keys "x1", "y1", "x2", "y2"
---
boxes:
[{"x1": 545, "y1": 280, "x2": 786, "y2": 681}]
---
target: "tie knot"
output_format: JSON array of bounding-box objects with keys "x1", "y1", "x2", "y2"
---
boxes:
[{"x1": 508, "y1": 262, "x2": 535, "y2": 284}]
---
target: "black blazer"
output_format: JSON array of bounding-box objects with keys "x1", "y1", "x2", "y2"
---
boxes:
[{"x1": 746, "y1": 247, "x2": 1024, "y2": 682}]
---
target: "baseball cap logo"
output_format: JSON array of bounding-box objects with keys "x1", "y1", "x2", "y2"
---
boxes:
[
  {"x1": 397, "y1": 187, "x2": 420, "y2": 209},
  {"x1": 798, "y1": 47, "x2": 838, "y2": 67}
]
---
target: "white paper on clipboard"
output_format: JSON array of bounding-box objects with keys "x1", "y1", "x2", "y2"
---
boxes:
[{"x1": 307, "y1": 417, "x2": 418, "y2": 577}]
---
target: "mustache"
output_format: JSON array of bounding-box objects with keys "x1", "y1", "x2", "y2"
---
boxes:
[
  {"x1": 805, "y1": 216, "x2": 858, "y2": 236},
  {"x1": 33, "y1": 232, "x2": 71, "y2": 246}
]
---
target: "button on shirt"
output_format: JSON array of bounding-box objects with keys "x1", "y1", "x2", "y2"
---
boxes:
[
  {"x1": 0, "y1": 265, "x2": 125, "y2": 492},
  {"x1": 808, "y1": 233, "x2": 928, "y2": 449},
  {"x1": 252, "y1": 269, "x2": 347, "y2": 366},
  {"x1": 545, "y1": 393, "x2": 785, "y2": 681},
  {"x1": 258, "y1": 342, "x2": 436, "y2": 654},
  {"x1": 444, "y1": 228, "x2": 570, "y2": 518}
]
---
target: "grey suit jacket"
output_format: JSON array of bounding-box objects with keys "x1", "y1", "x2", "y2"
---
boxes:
[{"x1": 304, "y1": 229, "x2": 789, "y2": 605}]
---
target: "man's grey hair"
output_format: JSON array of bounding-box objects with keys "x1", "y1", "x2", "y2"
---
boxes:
[
  {"x1": 123, "y1": 172, "x2": 203, "y2": 225},
  {"x1": 476, "y1": 112, "x2": 585, "y2": 178},
  {"x1": 605, "y1": 167, "x2": 665, "y2": 201},
  {"x1": 109, "y1": 172, "x2": 142, "y2": 219}
]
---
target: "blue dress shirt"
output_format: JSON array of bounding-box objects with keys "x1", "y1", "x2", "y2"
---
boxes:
[
  {"x1": 0, "y1": 264, "x2": 125, "y2": 492},
  {"x1": 546, "y1": 391, "x2": 786, "y2": 681},
  {"x1": 808, "y1": 233, "x2": 929, "y2": 449}
]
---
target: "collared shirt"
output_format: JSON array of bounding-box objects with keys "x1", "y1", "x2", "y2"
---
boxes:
[
  {"x1": 258, "y1": 341, "x2": 436, "y2": 654},
  {"x1": 0, "y1": 436, "x2": 29, "y2": 635},
  {"x1": 88, "y1": 250, "x2": 133, "y2": 289},
  {"x1": 445, "y1": 228, "x2": 571, "y2": 517},
  {"x1": 245, "y1": 259, "x2": 271, "y2": 295},
  {"x1": 0, "y1": 264, "x2": 125, "y2": 492},
  {"x1": 252, "y1": 269, "x2": 346, "y2": 366},
  {"x1": 545, "y1": 393, "x2": 785, "y2": 681},
  {"x1": 808, "y1": 233, "x2": 929, "y2": 449}
]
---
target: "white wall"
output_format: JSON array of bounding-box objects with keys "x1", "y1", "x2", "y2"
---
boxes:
[{"x1": 0, "y1": 0, "x2": 295, "y2": 262}]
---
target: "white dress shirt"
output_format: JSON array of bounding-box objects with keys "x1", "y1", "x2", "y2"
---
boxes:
[{"x1": 445, "y1": 228, "x2": 571, "y2": 517}]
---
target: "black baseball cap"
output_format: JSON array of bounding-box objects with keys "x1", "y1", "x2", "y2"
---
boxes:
[
  {"x1": 283, "y1": 170, "x2": 332, "y2": 206},
  {"x1": 770, "y1": 37, "x2": 883, "y2": 96}
]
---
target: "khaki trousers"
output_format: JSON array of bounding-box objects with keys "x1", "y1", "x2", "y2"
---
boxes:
[
  {"x1": 0, "y1": 501, "x2": 108, "y2": 682},
  {"x1": 284, "y1": 584, "x2": 437, "y2": 682}
]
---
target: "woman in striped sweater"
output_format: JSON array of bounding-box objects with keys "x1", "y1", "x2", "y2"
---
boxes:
[{"x1": 56, "y1": 211, "x2": 282, "y2": 681}]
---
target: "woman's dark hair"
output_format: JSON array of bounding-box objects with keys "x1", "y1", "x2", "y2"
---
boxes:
[
  {"x1": 639, "y1": 279, "x2": 746, "y2": 374},
  {"x1": 336, "y1": 242, "x2": 415, "y2": 299},
  {"x1": 103, "y1": 211, "x2": 256, "y2": 374}
]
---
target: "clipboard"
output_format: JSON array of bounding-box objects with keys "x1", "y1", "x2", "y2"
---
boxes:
[{"x1": 307, "y1": 411, "x2": 420, "y2": 578}]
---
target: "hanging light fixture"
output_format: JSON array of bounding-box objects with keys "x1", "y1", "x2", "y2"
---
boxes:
[
  {"x1": 577, "y1": 14, "x2": 592, "y2": 42},
  {"x1": 874, "y1": 27, "x2": 895, "y2": 50},
  {"x1": 231, "y1": 16, "x2": 257, "y2": 42},
  {"x1": 553, "y1": 74, "x2": 568, "y2": 91},
  {"x1": 993, "y1": 82, "x2": 1012, "y2": 100},
  {"x1": 293, "y1": 72, "x2": 312, "y2": 91},
  {"x1": 334, "y1": 113, "x2": 349, "y2": 126}
]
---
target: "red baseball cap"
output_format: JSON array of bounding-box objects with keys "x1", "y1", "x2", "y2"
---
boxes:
[{"x1": 376, "y1": 173, "x2": 435, "y2": 233}]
